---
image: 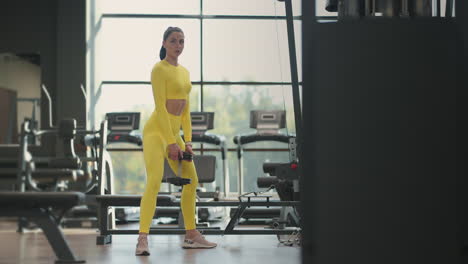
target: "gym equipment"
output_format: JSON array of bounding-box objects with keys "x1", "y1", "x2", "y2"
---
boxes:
[
  {"x1": 231, "y1": 110, "x2": 296, "y2": 224},
  {"x1": 94, "y1": 112, "x2": 300, "y2": 244},
  {"x1": 332, "y1": 0, "x2": 455, "y2": 19},
  {"x1": 0, "y1": 118, "x2": 87, "y2": 263},
  {"x1": 262, "y1": 159, "x2": 300, "y2": 231},
  {"x1": 233, "y1": 110, "x2": 293, "y2": 195},
  {"x1": 276, "y1": 0, "x2": 303, "y2": 245},
  {"x1": 0, "y1": 119, "x2": 86, "y2": 192},
  {"x1": 0, "y1": 192, "x2": 86, "y2": 263},
  {"x1": 0, "y1": 84, "x2": 114, "y2": 230},
  {"x1": 23, "y1": 86, "x2": 117, "y2": 228},
  {"x1": 165, "y1": 152, "x2": 193, "y2": 186},
  {"x1": 105, "y1": 112, "x2": 142, "y2": 146},
  {"x1": 95, "y1": 194, "x2": 299, "y2": 244},
  {"x1": 97, "y1": 112, "x2": 151, "y2": 223},
  {"x1": 60, "y1": 116, "x2": 115, "y2": 228},
  {"x1": 0, "y1": 117, "x2": 104, "y2": 230}
]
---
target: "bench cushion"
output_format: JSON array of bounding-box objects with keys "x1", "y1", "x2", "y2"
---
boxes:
[
  {"x1": 96, "y1": 194, "x2": 176, "y2": 206},
  {"x1": 0, "y1": 145, "x2": 20, "y2": 158},
  {"x1": 32, "y1": 168, "x2": 84, "y2": 182},
  {"x1": 0, "y1": 191, "x2": 85, "y2": 209},
  {"x1": 0, "y1": 169, "x2": 85, "y2": 183}
]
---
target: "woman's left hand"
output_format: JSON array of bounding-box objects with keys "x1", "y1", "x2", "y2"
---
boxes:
[{"x1": 185, "y1": 143, "x2": 195, "y2": 155}]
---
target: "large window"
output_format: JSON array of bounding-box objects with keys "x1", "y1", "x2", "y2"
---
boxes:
[
  {"x1": 203, "y1": 20, "x2": 301, "y2": 82},
  {"x1": 95, "y1": 84, "x2": 200, "y2": 127},
  {"x1": 203, "y1": 85, "x2": 298, "y2": 146},
  {"x1": 87, "y1": 0, "x2": 302, "y2": 194},
  {"x1": 99, "y1": 18, "x2": 201, "y2": 81}
]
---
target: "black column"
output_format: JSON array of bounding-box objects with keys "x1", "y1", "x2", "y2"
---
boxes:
[
  {"x1": 302, "y1": 18, "x2": 461, "y2": 264},
  {"x1": 456, "y1": 0, "x2": 468, "y2": 259}
]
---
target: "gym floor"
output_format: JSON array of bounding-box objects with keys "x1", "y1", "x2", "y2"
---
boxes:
[{"x1": 0, "y1": 220, "x2": 300, "y2": 264}]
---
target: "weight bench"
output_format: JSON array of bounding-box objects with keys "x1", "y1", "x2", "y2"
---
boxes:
[
  {"x1": 96, "y1": 193, "x2": 300, "y2": 245},
  {"x1": 96, "y1": 194, "x2": 176, "y2": 245},
  {"x1": 0, "y1": 191, "x2": 86, "y2": 263}
]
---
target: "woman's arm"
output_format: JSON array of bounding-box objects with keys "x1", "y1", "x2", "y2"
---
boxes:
[
  {"x1": 151, "y1": 66, "x2": 177, "y2": 145},
  {"x1": 181, "y1": 96, "x2": 192, "y2": 144}
]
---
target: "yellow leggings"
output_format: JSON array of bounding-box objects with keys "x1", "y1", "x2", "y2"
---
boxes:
[{"x1": 139, "y1": 113, "x2": 199, "y2": 233}]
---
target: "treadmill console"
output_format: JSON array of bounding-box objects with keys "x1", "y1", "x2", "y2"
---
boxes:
[
  {"x1": 106, "y1": 112, "x2": 142, "y2": 145},
  {"x1": 191, "y1": 112, "x2": 214, "y2": 135},
  {"x1": 250, "y1": 110, "x2": 286, "y2": 135}
]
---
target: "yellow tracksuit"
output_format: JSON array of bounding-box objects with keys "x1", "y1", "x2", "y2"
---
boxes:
[{"x1": 139, "y1": 59, "x2": 198, "y2": 233}]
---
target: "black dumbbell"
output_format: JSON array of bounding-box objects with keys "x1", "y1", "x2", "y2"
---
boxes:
[
  {"x1": 166, "y1": 152, "x2": 193, "y2": 186},
  {"x1": 166, "y1": 177, "x2": 191, "y2": 186},
  {"x1": 179, "y1": 152, "x2": 193, "y2": 161}
]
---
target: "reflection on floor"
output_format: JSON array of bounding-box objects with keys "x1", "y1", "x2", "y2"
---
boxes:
[{"x1": 0, "y1": 219, "x2": 301, "y2": 264}]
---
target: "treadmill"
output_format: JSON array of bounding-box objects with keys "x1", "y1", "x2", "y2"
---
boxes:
[
  {"x1": 103, "y1": 112, "x2": 143, "y2": 223},
  {"x1": 232, "y1": 110, "x2": 295, "y2": 222}
]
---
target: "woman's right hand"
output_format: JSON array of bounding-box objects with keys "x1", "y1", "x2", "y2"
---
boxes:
[{"x1": 168, "y1": 143, "x2": 183, "y2": 161}]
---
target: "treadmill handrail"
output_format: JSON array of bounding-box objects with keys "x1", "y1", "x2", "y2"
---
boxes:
[
  {"x1": 182, "y1": 133, "x2": 227, "y2": 160},
  {"x1": 233, "y1": 133, "x2": 295, "y2": 146},
  {"x1": 189, "y1": 133, "x2": 225, "y2": 146}
]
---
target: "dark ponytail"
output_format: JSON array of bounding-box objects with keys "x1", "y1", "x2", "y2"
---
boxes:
[
  {"x1": 159, "y1": 46, "x2": 166, "y2": 60},
  {"x1": 159, "y1": 26, "x2": 184, "y2": 61}
]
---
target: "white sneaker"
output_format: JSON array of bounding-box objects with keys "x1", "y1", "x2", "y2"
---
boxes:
[
  {"x1": 135, "y1": 236, "x2": 150, "y2": 256},
  {"x1": 182, "y1": 234, "x2": 217, "y2": 249}
]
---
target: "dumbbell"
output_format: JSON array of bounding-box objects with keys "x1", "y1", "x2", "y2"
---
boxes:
[
  {"x1": 166, "y1": 152, "x2": 193, "y2": 186},
  {"x1": 179, "y1": 152, "x2": 193, "y2": 161}
]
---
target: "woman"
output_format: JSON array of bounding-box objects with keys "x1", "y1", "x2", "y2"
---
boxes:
[{"x1": 136, "y1": 27, "x2": 217, "y2": 256}]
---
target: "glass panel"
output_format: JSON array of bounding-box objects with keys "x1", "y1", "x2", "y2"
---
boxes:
[
  {"x1": 111, "y1": 151, "x2": 146, "y2": 194},
  {"x1": 202, "y1": 85, "x2": 298, "y2": 148},
  {"x1": 99, "y1": 18, "x2": 201, "y2": 81},
  {"x1": 203, "y1": 0, "x2": 301, "y2": 16},
  {"x1": 203, "y1": 20, "x2": 301, "y2": 82},
  {"x1": 101, "y1": 0, "x2": 199, "y2": 15},
  {"x1": 110, "y1": 148, "x2": 193, "y2": 194},
  {"x1": 94, "y1": 84, "x2": 200, "y2": 130}
]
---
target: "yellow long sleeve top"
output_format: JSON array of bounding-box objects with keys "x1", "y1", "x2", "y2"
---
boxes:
[{"x1": 151, "y1": 59, "x2": 192, "y2": 145}]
